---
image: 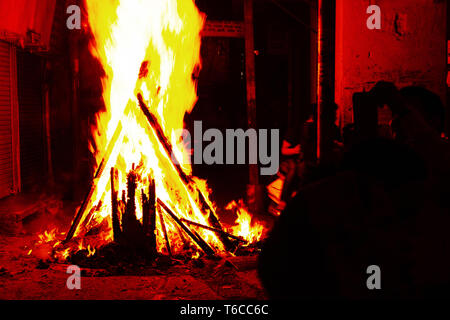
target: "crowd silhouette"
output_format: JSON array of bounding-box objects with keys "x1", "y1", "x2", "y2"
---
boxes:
[{"x1": 259, "y1": 81, "x2": 450, "y2": 299}]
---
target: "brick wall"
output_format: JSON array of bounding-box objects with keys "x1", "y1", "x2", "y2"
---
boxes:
[{"x1": 335, "y1": 0, "x2": 447, "y2": 128}]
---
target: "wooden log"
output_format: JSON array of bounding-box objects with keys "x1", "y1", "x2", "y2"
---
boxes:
[
  {"x1": 141, "y1": 189, "x2": 156, "y2": 257},
  {"x1": 64, "y1": 121, "x2": 123, "y2": 242},
  {"x1": 110, "y1": 167, "x2": 121, "y2": 242},
  {"x1": 115, "y1": 167, "x2": 153, "y2": 255},
  {"x1": 121, "y1": 190, "x2": 126, "y2": 204},
  {"x1": 137, "y1": 93, "x2": 233, "y2": 250},
  {"x1": 122, "y1": 168, "x2": 138, "y2": 237},
  {"x1": 75, "y1": 201, "x2": 100, "y2": 237},
  {"x1": 181, "y1": 218, "x2": 247, "y2": 243},
  {"x1": 142, "y1": 190, "x2": 149, "y2": 233},
  {"x1": 142, "y1": 175, "x2": 155, "y2": 235},
  {"x1": 141, "y1": 177, "x2": 157, "y2": 257},
  {"x1": 148, "y1": 177, "x2": 157, "y2": 255},
  {"x1": 174, "y1": 220, "x2": 190, "y2": 249},
  {"x1": 190, "y1": 229, "x2": 210, "y2": 253},
  {"x1": 158, "y1": 209, "x2": 172, "y2": 257},
  {"x1": 157, "y1": 198, "x2": 215, "y2": 256},
  {"x1": 126, "y1": 166, "x2": 137, "y2": 220},
  {"x1": 64, "y1": 103, "x2": 134, "y2": 242}
]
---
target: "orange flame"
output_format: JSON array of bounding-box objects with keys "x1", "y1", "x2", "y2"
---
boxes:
[
  {"x1": 73, "y1": 0, "x2": 227, "y2": 255},
  {"x1": 34, "y1": 0, "x2": 264, "y2": 260},
  {"x1": 226, "y1": 200, "x2": 264, "y2": 244}
]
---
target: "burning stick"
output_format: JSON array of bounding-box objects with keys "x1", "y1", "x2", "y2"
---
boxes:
[
  {"x1": 158, "y1": 208, "x2": 172, "y2": 257},
  {"x1": 174, "y1": 220, "x2": 190, "y2": 250},
  {"x1": 110, "y1": 167, "x2": 121, "y2": 242},
  {"x1": 137, "y1": 93, "x2": 234, "y2": 250},
  {"x1": 65, "y1": 121, "x2": 124, "y2": 243},
  {"x1": 142, "y1": 175, "x2": 155, "y2": 235},
  {"x1": 142, "y1": 175, "x2": 157, "y2": 256},
  {"x1": 149, "y1": 179, "x2": 157, "y2": 254},
  {"x1": 157, "y1": 198, "x2": 215, "y2": 257},
  {"x1": 142, "y1": 190, "x2": 149, "y2": 234},
  {"x1": 181, "y1": 218, "x2": 247, "y2": 243},
  {"x1": 126, "y1": 167, "x2": 137, "y2": 219},
  {"x1": 122, "y1": 166, "x2": 140, "y2": 237}
]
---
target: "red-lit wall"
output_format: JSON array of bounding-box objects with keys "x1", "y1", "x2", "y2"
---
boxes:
[
  {"x1": 0, "y1": 0, "x2": 56, "y2": 48},
  {"x1": 335, "y1": 0, "x2": 447, "y2": 128}
]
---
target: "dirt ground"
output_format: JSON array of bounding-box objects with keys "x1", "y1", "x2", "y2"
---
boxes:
[{"x1": 0, "y1": 235, "x2": 267, "y2": 300}]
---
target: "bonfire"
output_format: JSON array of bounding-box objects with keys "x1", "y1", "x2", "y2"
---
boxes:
[{"x1": 31, "y1": 0, "x2": 264, "y2": 265}]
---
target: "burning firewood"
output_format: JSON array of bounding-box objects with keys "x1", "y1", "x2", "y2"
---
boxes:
[
  {"x1": 110, "y1": 167, "x2": 121, "y2": 242},
  {"x1": 157, "y1": 199, "x2": 216, "y2": 257},
  {"x1": 148, "y1": 178, "x2": 157, "y2": 255},
  {"x1": 65, "y1": 94, "x2": 233, "y2": 254},
  {"x1": 65, "y1": 116, "x2": 125, "y2": 243},
  {"x1": 180, "y1": 218, "x2": 247, "y2": 244},
  {"x1": 121, "y1": 168, "x2": 136, "y2": 235},
  {"x1": 107, "y1": 165, "x2": 153, "y2": 258},
  {"x1": 158, "y1": 208, "x2": 172, "y2": 257},
  {"x1": 137, "y1": 93, "x2": 234, "y2": 251},
  {"x1": 32, "y1": 0, "x2": 268, "y2": 268},
  {"x1": 141, "y1": 175, "x2": 156, "y2": 256}
]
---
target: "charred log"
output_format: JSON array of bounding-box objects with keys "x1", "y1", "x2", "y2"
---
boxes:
[
  {"x1": 181, "y1": 218, "x2": 246, "y2": 244},
  {"x1": 158, "y1": 208, "x2": 172, "y2": 257},
  {"x1": 142, "y1": 176, "x2": 157, "y2": 256},
  {"x1": 137, "y1": 93, "x2": 234, "y2": 251},
  {"x1": 110, "y1": 167, "x2": 122, "y2": 242},
  {"x1": 157, "y1": 198, "x2": 215, "y2": 257},
  {"x1": 65, "y1": 120, "x2": 124, "y2": 243}
]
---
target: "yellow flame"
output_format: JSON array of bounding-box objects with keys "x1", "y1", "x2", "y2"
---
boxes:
[
  {"x1": 87, "y1": 245, "x2": 96, "y2": 257},
  {"x1": 34, "y1": 1, "x2": 265, "y2": 260},
  {"x1": 74, "y1": 0, "x2": 229, "y2": 255},
  {"x1": 227, "y1": 200, "x2": 264, "y2": 244},
  {"x1": 38, "y1": 228, "x2": 59, "y2": 244}
]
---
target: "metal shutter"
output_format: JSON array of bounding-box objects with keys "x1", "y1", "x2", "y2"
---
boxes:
[
  {"x1": 17, "y1": 51, "x2": 45, "y2": 190},
  {"x1": 0, "y1": 41, "x2": 13, "y2": 198}
]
